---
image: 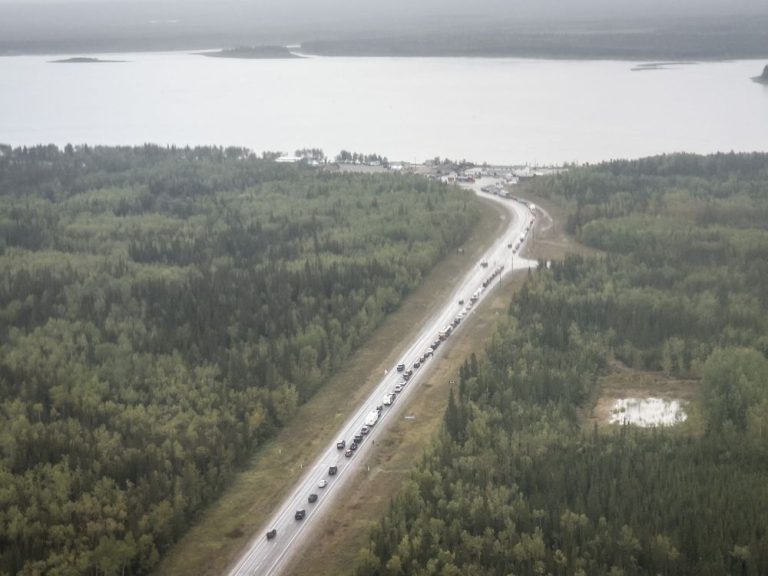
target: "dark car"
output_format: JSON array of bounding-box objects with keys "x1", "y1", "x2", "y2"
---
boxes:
[
  {"x1": 336, "y1": 440, "x2": 345, "y2": 450},
  {"x1": 308, "y1": 493, "x2": 318, "y2": 503},
  {"x1": 345, "y1": 449, "x2": 353, "y2": 458},
  {"x1": 396, "y1": 363, "x2": 406, "y2": 372},
  {"x1": 266, "y1": 529, "x2": 277, "y2": 540},
  {"x1": 295, "y1": 509, "x2": 306, "y2": 521},
  {"x1": 414, "y1": 360, "x2": 421, "y2": 369},
  {"x1": 350, "y1": 441, "x2": 359, "y2": 451},
  {"x1": 353, "y1": 434, "x2": 363, "y2": 444},
  {"x1": 329, "y1": 465, "x2": 338, "y2": 476}
]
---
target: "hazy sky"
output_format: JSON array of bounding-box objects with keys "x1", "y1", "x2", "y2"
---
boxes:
[
  {"x1": 1, "y1": 0, "x2": 766, "y2": 53},
  {"x1": 2, "y1": 0, "x2": 767, "y2": 17}
]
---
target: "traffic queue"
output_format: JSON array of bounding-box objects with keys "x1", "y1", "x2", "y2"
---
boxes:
[{"x1": 267, "y1": 259, "x2": 511, "y2": 539}]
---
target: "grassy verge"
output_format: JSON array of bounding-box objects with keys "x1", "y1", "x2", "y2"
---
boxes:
[
  {"x1": 281, "y1": 193, "x2": 577, "y2": 576},
  {"x1": 154, "y1": 194, "x2": 507, "y2": 576},
  {"x1": 516, "y1": 185, "x2": 597, "y2": 261},
  {"x1": 282, "y1": 272, "x2": 527, "y2": 576}
]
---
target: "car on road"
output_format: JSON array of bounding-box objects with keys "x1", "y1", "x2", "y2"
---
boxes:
[
  {"x1": 361, "y1": 425, "x2": 370, "y2": 435},
  {"x1": 458, "y1": 298, "x2": 465, "y2": 305},
  {"x1": 414, "y1": 360, "x2": 421, "y2": 369},
  {"x1": 383, "y1": 393, "x2": 396, "y2": 405},
  {"x1": 394, "y1": 384, "x2": 403, "y2": 393},
  {"x1": 396, "y1": 363, "x2": 406, "y2": 372},
  {"x1": 481, "y1": 259, "x2": 489, "y2": 267},
  {"x1": 353, "y1": 434, "x2": 363, "y2": 444},
  {"x1": 350, "y1": 441, "x2": 358, "y2": 451},
  {"x1": 318, "y1": 479, "x2": 327, "y2": 489},
  {"x1": 266, "y1": 528, "x2": 277, "y2": 540},
  {"x1": 329, "y1": 465, "x2": 338, "y2": 475},
  {"x1": 336, "y1": 440, "x2": 345, "y2": 450},
  {"x1": 295, "y1": 509, "x2": 306, "y2": 521},
  {"x1": 345, "y1": 449, "x2": 353, "y2": 457},
  {"x1": 308, "y1": 493, "x2": 318, "y2": 503}
]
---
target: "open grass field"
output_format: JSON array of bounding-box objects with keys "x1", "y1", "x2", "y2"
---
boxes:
[{"x1": 154, "y1": 193, "x2": 509, "y2": 576}]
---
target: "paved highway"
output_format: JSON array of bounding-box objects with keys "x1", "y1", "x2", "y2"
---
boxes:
[{"x1": 227, "y1": 179, "x2": 540, "y2": 576}]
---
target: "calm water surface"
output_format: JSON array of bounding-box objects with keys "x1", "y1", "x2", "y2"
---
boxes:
[{"x1": 1, "y1": 53, "x2": 766, "y2": 164}]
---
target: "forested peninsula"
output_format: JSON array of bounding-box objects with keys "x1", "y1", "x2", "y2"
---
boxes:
[
  {"x1": 0, "y1": 144, "x2": 479, "y2": 575},
  {"x1": 199, "y1": 45, "x2": 301, "y2": 59},
  {"x1": 356, "y1": 153, "x2": 768, "y2": 576}
]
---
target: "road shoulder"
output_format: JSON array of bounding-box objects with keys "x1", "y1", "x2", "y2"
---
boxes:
[
  {"x1": 154, "y1": 193, "x2": 506, "y2": 576},
  {"x1": 280, "y1": 192, "x2": 569, "y2": 576}
]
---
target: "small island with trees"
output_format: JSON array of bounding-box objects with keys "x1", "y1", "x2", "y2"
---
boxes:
[
  {"x1": 49, "y1": 57, "x2": 125, "y2": 63},
  {"x1": 200, "y1": 45, "x2": 302, "y2": 59},
  {"x1": 753, "y1": 64, "x2": 768, "y2": 84}
]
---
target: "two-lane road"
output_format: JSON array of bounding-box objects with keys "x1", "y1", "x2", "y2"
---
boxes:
[{"x1": 227, "y1": 180, "x2": 540, "y2": 576}]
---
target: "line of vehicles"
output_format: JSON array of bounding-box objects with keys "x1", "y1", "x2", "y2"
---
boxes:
[
  {"x1": 265, "y1": 238, "x2": 528, "y2": 541},
  {"x1": 507, "y1": 204, "x2": 535, "y2": 253},
  {"x1": 284, "y1": 405, "x2": 385, "y2": 531}
]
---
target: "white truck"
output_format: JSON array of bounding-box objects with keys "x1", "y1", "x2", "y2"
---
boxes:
[{"x1": 365, "y1": 409, "x2": 380, "y2": 427}]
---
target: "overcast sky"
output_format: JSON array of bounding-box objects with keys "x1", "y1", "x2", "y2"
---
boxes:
[
  {"x1": 1, "y1": 0, "x2": 766, "y2": 52},
  {"x1": 2, "y1": 0, "x2": 767, "y2": 16}
]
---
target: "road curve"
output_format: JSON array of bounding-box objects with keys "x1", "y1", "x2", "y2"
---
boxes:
[{"x1": 227, "y1": 179, "x2": 541, "y2": 576}]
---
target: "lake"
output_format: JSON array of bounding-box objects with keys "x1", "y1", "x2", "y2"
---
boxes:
[{"x1": 1, "y1": 52, "x2": 766, "y2": 164}]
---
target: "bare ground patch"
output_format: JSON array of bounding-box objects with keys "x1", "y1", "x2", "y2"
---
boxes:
[{"x1": 586, "y1": 360, "x2": 699, "y2": 429}]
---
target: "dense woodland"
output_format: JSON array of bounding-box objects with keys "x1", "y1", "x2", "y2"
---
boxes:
[
  {"x1": 0, "y1": 144, "x2": 479, "y2": 575},
  {"x1": 356, "y1": 153, "x2": 768, "y2": 576}
]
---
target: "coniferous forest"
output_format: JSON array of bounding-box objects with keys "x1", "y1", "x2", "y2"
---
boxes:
[
  {"x1": 0, "y1": 144, "x2": 479, "y2": 575},
  {"x1": 355, "y1": 153, "x2": 768, "y2": 576}
]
